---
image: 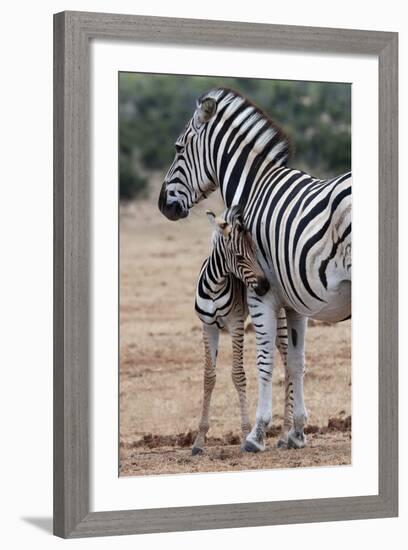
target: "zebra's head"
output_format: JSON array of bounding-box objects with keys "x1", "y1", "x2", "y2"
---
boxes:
[
  {"x1": 158, "y1": 87, "x2": 291, "y2": 221},
  {"x1": 158, "y1": 92, "x2": 221, "y2": 221},
  {"x1": 207, "y1": 205, "x2": 270, "y2": 297}
]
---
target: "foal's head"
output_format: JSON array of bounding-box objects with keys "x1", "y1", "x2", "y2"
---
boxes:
[{"x1": 206, "y1": 205, "x2": 270, "y2": 296}]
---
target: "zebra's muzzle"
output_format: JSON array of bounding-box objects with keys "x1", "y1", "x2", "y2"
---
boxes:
[
  {"x1": 162, "y1": 201, "x2": 188, "y2": 221},
  {"x1": 158, "y1": 184, "x2": 188, "y2": 221}
]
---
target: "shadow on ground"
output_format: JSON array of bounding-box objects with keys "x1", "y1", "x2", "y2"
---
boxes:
[{"x1": 21, "y1": 517, "x2": 53, "y2": 534}]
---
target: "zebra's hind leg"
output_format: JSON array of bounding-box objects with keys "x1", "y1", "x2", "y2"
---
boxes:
[
  {"x1": 277, "y1": 371, "x2": 294, "y2": 448},
  {"x1": 244, "y1": 291, "x2": 278, "y2": 453},
  {"x1": 286, "y1": 311, "x2": 308, "y2": 450},
  {"x1": 192, "y1": 324, "x2": 219, "y2": 456},
  {"x1": 230, "y1": 320, "x2": 251, "y2": 449},
  {"x1": 275, "y1": 309, "x2": 293, "y2": 449}
]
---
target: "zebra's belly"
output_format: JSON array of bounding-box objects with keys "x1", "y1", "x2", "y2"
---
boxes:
[{"x1": 311, "y1": 280, "x2": 351, "y2": 322}]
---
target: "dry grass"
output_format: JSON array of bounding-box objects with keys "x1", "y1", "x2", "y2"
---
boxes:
[{"x1": 119, "y1": 185, "x2": 351, "y2": 476}]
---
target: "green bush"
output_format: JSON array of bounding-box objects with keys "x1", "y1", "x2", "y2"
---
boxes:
[
  {"x1": 119, "y1": 73, "x2": 351, "y2": 200},
  {"x1": 119, "y1": 152, "x2": 148, "y2": 201}
]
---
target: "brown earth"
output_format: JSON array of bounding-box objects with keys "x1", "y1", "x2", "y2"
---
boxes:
[{"x1": 119, "y1": 186, "x2": 351, "y2": 477}]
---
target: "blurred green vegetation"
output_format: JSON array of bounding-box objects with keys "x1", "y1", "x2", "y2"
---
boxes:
[{"x1": 119, "y1": 73, "x2": 351, "y2": 201}]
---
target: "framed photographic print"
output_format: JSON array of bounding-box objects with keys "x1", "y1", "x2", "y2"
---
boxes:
[{"x1": 53, "y1": 11, "x2": 398, "y2": 538}]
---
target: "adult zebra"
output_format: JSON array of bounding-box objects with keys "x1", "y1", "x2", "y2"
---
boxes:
[{"x1": 158, "y1": 88, "x2": 351, "y2": 452}]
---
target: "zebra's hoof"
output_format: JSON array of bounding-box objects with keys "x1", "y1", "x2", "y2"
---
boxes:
[
  {"x1": 244, "y1": 441, "x2": 260, "y2": 453},
  {"x1": 243, "y1": 439, "x2": 265, "y2": 453},
  {"x1": 287, "y1": 429, "x2": 306, "y2": 449},
  {"x1": 192, "y1": 446, "x2": 204, "y2": 456},
  {"x1": 277, "y1": 438, "x2": 288, "y2": 449}
]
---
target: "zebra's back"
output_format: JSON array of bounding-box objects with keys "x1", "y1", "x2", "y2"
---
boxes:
[{"x1": 243, "y1": 168, "x2": 351, "y2": 318}]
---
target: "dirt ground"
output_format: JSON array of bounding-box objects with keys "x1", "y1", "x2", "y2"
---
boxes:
[{"x1": 119, "y1": 187, "x2": 351, "y2": 477}]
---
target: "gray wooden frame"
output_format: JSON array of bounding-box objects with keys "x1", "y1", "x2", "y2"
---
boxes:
[{"x1": 53, "y1": 10, "x2": 398, "y2": 538}]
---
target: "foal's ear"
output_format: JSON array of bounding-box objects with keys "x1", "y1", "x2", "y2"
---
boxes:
[
  {"x1": 206, "y1": 210, "x2": 216, "y2": 226},
  {"x1": 206, "y1": 210, "x2": 230, "y2": 236},
  {"x1": 206, "y1": 210, "x2": 221, "y2": 232}
]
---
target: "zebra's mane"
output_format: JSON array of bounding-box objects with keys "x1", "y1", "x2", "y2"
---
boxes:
[{"x1": 199, "y1": 87, "x2": 293, "y2": 167}]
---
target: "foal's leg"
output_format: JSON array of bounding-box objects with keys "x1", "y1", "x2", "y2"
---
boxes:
[
  {"x1": 275, "y1": 309, "x2": 293, "y2": 448},
  {"x1": 286, "y1": 310, "x2": 308, "y2": 449},
  {"x1": 244, "y1": 291, "x2": 278, "y2": 452},
  {"x1": 192, "y1": 323, "x2": 219, "y2": 455},
  {"x1": 230, "y1": 319, "x2": 251, "y2": 448}
]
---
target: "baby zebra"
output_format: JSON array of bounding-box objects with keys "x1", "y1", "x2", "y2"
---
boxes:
[{"x1": 193, "y1": 205, "x2": 291, "y2": 455}]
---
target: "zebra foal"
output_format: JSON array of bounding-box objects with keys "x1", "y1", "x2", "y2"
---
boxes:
[{"x1": 193, "y1": 205, "x2": 290, "y2": 454}]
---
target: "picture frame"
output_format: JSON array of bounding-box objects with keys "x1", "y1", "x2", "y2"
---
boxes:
[{"x1": 53, "y1": 10, "x2": 398, "y2": 538}]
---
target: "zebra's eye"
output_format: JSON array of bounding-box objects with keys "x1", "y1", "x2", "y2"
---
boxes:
[
  {"x1": 175, "y1": 143, "x2": 184, "y2": 154},
  {"x1": 219, "y1": 222, "x2": 228, "y2": 230}
]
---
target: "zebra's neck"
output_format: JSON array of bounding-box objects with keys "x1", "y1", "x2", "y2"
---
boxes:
[
  {"x1": 207, "y1": 88, "x2": 291, "y2": 208},
  {"x1": 200, "y1": 254, "x2": 230, "y2": 298}
]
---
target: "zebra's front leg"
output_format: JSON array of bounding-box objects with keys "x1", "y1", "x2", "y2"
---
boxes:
[
  {"x1": 244, "y1": 292, "x2": 278, "y2": 453},
  {"x1": 192, "y1": 323, "x2": 219, "y2": 456},
  {"x1": 230, "y1": 320, "x2": 251, "y2": 449},
  {"x1": 286, "y1": 311, "x2": 308, "y2": 449}
]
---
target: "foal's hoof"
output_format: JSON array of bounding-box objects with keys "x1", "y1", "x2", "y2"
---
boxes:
[
  {"x1": 277, "y1": 438, "x2": 288, "y2": 449},
  {"x1": 287, "y1": 429, "x2": 307, "y2": 449},
  {"x1": 192, "y1": 446, "x2": 204, "y2": 456}
]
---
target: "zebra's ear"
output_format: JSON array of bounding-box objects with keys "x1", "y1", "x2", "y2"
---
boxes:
[
  {"x1": 197, "y1": 97, "x2": 217, "y2": 123},
  {"x1": 206, "y1": 210, "x2": 230, "y2": 235},
  {"x1": 206, "y1": 210, "x2": 216, "y2": 226}
]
